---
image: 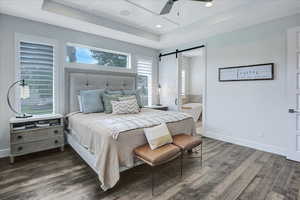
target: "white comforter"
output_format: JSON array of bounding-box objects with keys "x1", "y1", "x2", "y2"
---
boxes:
[{"x1": 101, "y1": 111, "x2": 191, "y2": 139}]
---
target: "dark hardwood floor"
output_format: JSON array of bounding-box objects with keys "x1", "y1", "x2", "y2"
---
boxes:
[{"x1": 0, "y1": 137, "x2": 300, "y2": 200}]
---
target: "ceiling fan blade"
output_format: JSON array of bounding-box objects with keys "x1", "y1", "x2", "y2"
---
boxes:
[{"x1": 160, "y1": 0, "x2": 175, "y2": 15}]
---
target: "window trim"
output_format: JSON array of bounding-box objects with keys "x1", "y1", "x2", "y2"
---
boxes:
[
  {"x1": 66, "y1": 43, "x2": 132, "y2": 70},
  {"x1": 15, "y1": 33, "x2": 59, "y2": 116}
]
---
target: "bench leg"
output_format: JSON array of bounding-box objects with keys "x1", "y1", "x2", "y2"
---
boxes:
[
  {"x1": 151, "y1": 167, "x2": 154, "y2": 196},
  {"x1": 10, "y1": 156, "x2": 14, "y2": 164},
  {"x1": 183, "y1": 143, "x2": 203, "y2": 168},
  {"x1": 201, "y1": 143, "x2": 203, "y2": 167},
  {"x1": 180, "y1": 153, "x2": 183, "y2": 178}
]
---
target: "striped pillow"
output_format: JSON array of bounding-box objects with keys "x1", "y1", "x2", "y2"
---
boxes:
[
  {"x1": 111, "y1": 99, "x2": 140, "y2": 114},
  {"x1": 144, "y1": 123, "x2": 173, "y2": 150}
]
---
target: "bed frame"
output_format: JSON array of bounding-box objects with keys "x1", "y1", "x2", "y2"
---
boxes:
[
  {"x1": 65, "y1": 68, "x2": 137, "y2": 113},
  {"x1": 64, "y1": 68, "x2": 143, "y2": 174}
]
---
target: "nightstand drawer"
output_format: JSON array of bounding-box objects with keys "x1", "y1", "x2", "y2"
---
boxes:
[
  {"x1": 11, "y1": 127, "x2": 63, "y2": 144},
  {"x1": 11, "y1": 136, "x2": 64, "y2": 156}
]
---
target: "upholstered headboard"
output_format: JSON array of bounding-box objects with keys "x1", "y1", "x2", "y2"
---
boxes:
[{"x1": 65, "y1": 68, "x2": 137, "y2": 113}]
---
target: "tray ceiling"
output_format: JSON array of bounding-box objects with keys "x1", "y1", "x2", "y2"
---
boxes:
[{"x1": 0, "y1": 0, "x2": 300, "y2": 49}]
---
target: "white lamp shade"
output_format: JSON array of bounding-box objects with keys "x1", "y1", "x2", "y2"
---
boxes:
[{"x1": 20, "y1": 85, "x2": 30, "y2": 99}]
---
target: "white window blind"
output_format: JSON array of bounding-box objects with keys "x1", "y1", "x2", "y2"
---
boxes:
[
  {"x1": 20, "y1": 41, "x2": 54, "y2": 115},
  {"x1": 137, "y1": 58, "x2": 153, "y2": 106},
  {"x1": 181, "y1": 70, "x2": 186, "y2": 96}
]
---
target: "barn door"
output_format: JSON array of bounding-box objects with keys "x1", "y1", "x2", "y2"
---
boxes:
[{"x1": 159, "y1": 53, "x2": 181, "y2": 111}]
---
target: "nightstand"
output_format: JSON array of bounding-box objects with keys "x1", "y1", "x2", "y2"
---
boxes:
[
  {"x1": 9, "y1": 114, "x2": 64, "y2": 164},
  {"x1": 144, "y1": 105, "x2": 168, "y2": 111}
]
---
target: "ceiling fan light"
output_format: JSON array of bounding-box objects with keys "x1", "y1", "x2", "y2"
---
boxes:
[{"x1": 205, "y1": 2, "x2": 213, "y2": 7}]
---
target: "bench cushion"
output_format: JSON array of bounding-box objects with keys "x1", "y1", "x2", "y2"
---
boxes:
[
  {"x1": 134, "y1": 144, "x2": 181, "y2": 166},
  {"x1": 173, "y1": 134, "x2": 202, "y2": 151}
]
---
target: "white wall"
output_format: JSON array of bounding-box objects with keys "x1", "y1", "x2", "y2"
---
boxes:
[
  {"x1": 189, "y1": 56, "x2": 205, "y2": 96},
  {"x1": 161, "y1": 14, "x2": 300, "y2": 156},
  {"x1": 181, "y1": 55, "x2": 205, "y2": 97},
  {"x1": 0, "y1": 14, "x2": 159, "y2": 157},
  {"x1": 181, "y1": 56, "x2": 190, "y2": 95}
]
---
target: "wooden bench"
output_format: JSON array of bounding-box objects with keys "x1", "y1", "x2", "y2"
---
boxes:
[
  {"x1": 172, "y1": 134, "x2": 203, "y2": 176},
  {"x1": 134, "y1": 143, "x2": 181, "y2": 195},
  {"x1": 134, "y1": 134, "x2": 202, "y2": 195}
]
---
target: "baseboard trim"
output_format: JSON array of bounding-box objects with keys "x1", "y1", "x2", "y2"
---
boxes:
[
  {"x1": 0, "y1": 148, "x2": 9, "y2": 158},
  {"x1": 0, "y1": 134, "x2": 286, "y2": 158},
  {"x1": 203, "y1": 132, "x2": 286, "y2": 156}
]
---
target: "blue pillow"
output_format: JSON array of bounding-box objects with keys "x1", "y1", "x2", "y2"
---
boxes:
[
  {"x1": 122, "y1": 89, "x2": 143, "y2": 108},
  {"x1": 79, "y1": 89, "x2": 104, "y2": 113}
]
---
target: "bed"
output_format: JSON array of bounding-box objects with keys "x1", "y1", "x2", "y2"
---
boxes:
[
  {"x1": 181, "y1": 103, "x2": 202, "y2": 122},
  {"x1": 64, "y1": 69, "x2": 196, "y2": 191}
]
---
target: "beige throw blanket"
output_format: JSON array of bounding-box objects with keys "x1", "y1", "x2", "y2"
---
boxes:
[{"x1": 100, "y1": 111, "x2": 191, "y2": 139}]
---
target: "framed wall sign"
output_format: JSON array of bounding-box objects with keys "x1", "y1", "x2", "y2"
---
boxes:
[{"x1": 219, "y1": 63, "x2": 274, "y2": 82}]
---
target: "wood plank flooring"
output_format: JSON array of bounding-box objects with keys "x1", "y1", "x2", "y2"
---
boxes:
[{"x1": 1, "y1": 137, "x2": 300, "y2": 200}]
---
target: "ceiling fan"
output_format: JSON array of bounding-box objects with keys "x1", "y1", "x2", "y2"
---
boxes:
[{"x1": 160, "y1": 0, "x2": 213, "y2": 15}]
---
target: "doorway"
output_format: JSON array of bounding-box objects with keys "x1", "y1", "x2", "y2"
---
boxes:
[
  {"x1": 287, "y1": 27, "x2": 300, "y2": 162},
  {"x1": 159, "y1": 47, "x2": 206, "y2": 135},
  {"x1": 180, "y1": 49, "x2": 206, "y2": 135}
]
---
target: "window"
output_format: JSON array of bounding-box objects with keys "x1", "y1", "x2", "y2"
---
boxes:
[
  {"x1": 137, "y1": 58, "x2": 153, "y2": 106},
  {"x1": 19, "y1": 41, "x2": 55, "y2": 115},
  {"x1": 181, "y1": 70, "x2": 186, "y2": 96},
  {"x1": 66, "y1": 44, "x2": 130, "y2": 69}
]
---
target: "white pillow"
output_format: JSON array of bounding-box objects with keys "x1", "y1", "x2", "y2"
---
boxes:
[
  {"x1": 144, "y1": 123, "x2": 173, "y2": 150},
  {"x1": 111, "y1": 99, "x2": 140, "y2": 114}
]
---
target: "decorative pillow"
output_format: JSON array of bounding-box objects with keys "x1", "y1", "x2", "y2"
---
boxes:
[
  {"x1": 105, "y1": 90, "x2": 123, "y2": 95},
  {"x1": 102, "y1": 93, "x2": 123, "y2": 114},
  {"x1": 111, "y1": 99, "x2": 140, "y2": 114},
  {"x1": 118, "y1": 95, "x2": 137, "y2": 101},
  {"x1": 122, "y1": 89, "x2": 143, "y2": 108},
  {"x1": 79, "y1": 89, "x2": 104, "y2": 113},
  {"x1": 144, "y1": 123, "x2": 173, "y2": 150}
]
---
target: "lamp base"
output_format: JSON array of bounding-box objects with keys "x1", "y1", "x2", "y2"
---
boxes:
[{"x1": 16, "y1": 114, "x2": 32, "y2": 118}]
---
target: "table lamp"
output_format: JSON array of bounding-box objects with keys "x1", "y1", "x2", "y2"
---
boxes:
[{"x1": 7, "y1": 79, "x2": 32, "y2": 118}]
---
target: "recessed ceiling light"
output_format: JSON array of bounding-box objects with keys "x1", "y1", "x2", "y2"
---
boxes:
[
  {"x1": 205, "y1": 2, "x2": 213, "y2": 7},
  {"x1": 120, "y1": 10, "x2": 130, "y2": 16},
  {"x1": 155, "y1": 24, "x2": 162, "y2": 28}
]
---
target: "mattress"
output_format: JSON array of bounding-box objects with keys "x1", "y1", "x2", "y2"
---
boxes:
[{"x1": 67, "y1": 108, "x2": 196, "y2": 190}]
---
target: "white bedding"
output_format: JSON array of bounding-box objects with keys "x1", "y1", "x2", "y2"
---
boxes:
[
  {"x1": 181, "y1": 103, "x2": 202, "y2": 122},
  {"x1": 101, "y1": 110, "x2": 191, "y2": 139},
  {"x1": 67, "y1": 108, "x2": 196, "y2": 191}
]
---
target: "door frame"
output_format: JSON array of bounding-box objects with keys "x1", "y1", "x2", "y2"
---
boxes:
[
  {"x1": 158, "y1": 45, "x2": 207, "y2": 135},
  {"x1": 287, "y1": 26, "x2": 300, "y2": 161},
  {"x1": 202, "y1": 46, "x2": 207, "y2": 136}
]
